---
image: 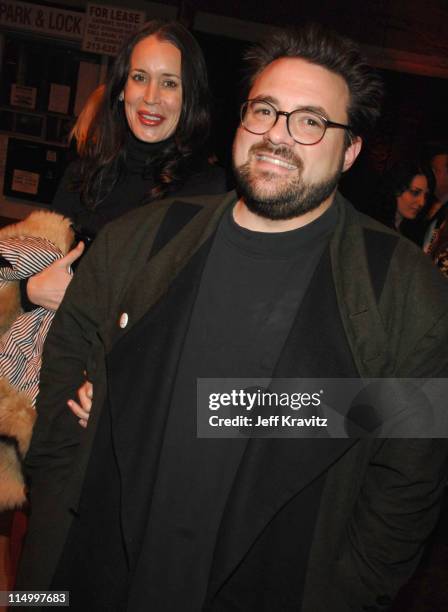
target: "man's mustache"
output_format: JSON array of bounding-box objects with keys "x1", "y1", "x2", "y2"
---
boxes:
[{"x1": 248, "y1": 143, "x2": 302, "y2": 170}]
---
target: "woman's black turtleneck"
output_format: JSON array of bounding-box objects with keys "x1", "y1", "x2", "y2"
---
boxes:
[
  {"x1": 124, "y1": 131, "x2": 172, "y2": 177},
  {"x1": 52, "y1": 131, "x2": 226, "y2": 239}
]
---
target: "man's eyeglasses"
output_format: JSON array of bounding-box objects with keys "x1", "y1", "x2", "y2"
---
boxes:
[{"x1": 240, "y1": 99, "x2": 352, "y2": 146}]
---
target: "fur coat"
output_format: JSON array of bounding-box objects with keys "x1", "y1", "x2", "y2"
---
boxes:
[{"x1": 0, "y1": 211, "x2": 73, "y2": 510}]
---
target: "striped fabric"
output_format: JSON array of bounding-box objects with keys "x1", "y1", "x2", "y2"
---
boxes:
[{"x1": 0, "y1": 236, "x2": 64, "y2": 405}]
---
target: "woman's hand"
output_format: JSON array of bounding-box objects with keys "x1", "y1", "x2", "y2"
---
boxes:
[
  {"x1": 68, "y1": 379, "x2": 93, "y2": 428},
  {"x1": 27, "y1": 242, "x2": 85, "y2": 311}
]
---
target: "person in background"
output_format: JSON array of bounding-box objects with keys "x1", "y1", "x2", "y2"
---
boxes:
[
  {"x1": 372, "y1": 159, "x2": 434, "y2": 244},
  {"x1": 24, "y1": 19, "x2": 226, "y2": 312},
  {"x1": 0, "y1": 85, "x2": 107, "y2": 587},
  {"x1": 427, "y1": 217, "x2": 448, "y2": 277},
  {"x1": 423, "y1": 143, "x2": 448, "y2": 252},
  {"x1": 0, "y1": 211, "x2": 74, "y2": 594}
]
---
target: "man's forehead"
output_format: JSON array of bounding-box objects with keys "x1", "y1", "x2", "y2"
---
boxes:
[{"x1": 249, "y1": 56, "x2": 349, "y2": 118}]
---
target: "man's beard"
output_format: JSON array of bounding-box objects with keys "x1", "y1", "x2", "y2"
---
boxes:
[{"x1": 233, "y1": 143, "x2": 344, "y2": 220}]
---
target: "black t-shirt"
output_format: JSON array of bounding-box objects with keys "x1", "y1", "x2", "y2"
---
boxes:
[{"x1": 127, "y1": 202, "x2": 338, "y2": 611}]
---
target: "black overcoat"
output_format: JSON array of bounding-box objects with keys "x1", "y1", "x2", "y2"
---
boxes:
[{"x1": 17, "y1": 192, "x2": 448, "y2": 611}]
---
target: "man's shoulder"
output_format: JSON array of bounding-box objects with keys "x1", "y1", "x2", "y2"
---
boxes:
[
  {"x1": 339, "y1": 192, "x2": 425, "y2": 258},
  {"x1": 345, "y1": 194, "x2": 448, "y2": 305},
  {"x1": 337, "y1": 194, "x2": 448, "y2": 377},
  {"x1": 337, "y1": 192, "x2": 447, "y2": 295}
]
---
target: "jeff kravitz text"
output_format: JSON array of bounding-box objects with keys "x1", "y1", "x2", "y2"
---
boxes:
[
  {"x1": 209, "y1": 414, "x2": 328, "y2": 428},
  {"x1": 207, "y1": 388, "x2": 328, "y2": 430}
]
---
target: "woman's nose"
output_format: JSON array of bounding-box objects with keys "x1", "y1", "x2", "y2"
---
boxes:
[
  {"x1": 143, "y1": 81, "x2": 159, "y2": 105},
  {"x1": 416, "y1": 192, "x2": 426, "y2": 208}
]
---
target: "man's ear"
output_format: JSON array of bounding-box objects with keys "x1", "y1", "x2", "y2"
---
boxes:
[{"x1": 342, "y1": 136, "x2": 362, "y2": 172}]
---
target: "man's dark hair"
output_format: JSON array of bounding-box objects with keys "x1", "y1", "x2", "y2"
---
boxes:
[
  {"x1": 243, "y1": 23, "x2": 383, "y2": 142},
  {"x1": 77, "y1": 20, "x2": 211, "y2": 207}
]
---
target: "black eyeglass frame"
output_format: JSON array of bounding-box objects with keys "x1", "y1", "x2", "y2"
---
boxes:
[{"x1": 240, "y1": 99, "x2": 353, "y2": 145}]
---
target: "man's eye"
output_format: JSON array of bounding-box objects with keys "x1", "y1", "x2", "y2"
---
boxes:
[
  {"x1": 296, "y1": 114, "x2": 323, "y2": 130},
  {"x1": 302, "y1": 116, "x2": 321, "y2": 127},
  {"x1": 253, "y1": 106, "x2": 273, "y2": 117}
]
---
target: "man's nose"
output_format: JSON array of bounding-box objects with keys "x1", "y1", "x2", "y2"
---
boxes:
[{"x1": 264, "y1": 115, "x2": 296, "y2": 147}]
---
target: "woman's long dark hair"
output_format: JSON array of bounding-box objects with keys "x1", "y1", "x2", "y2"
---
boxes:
[
  {"x1": 375, "y1": 160, "x2": 435, "y2": 228},
  {"x1": 77, "y1": 20, "x2": 211, "y2": 208}
]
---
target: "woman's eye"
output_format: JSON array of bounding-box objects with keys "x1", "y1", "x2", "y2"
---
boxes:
[
  {"x1": 163, "y1": 80, "x2": 178, "y2": 89},
  {"x1": 130, "y1": 73, "x2": 145, "y2": 83}
]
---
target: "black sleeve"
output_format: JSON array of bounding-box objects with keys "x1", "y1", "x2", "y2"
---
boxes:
[
  {"x1": 19, "y1": 278, "x2": 37, "y2": 311},
  {"x1": 51, "y1": 160, "x2": 84, "y2": 221},
  {"x1": 16, "y1": 225, "x2": 111, "y2": 589},
  {"x1": 17, "y1": 162, "x2": 82, "y2": 311}
]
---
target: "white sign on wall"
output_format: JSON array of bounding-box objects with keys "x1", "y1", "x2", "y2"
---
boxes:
[
  {"x1": 11, "y1": 169, "x2": 40, "y2": 195},
  {"x1": 48, "y1": 83, "x2": 71, "y2": 114},
  {"x1": 0, "y1": 1, "x2": 85, "y2": 41},
  {"x1": 82, "y1": 3, "x2": 145, "y2": 57},
  {"x1": 10, "y1": 84, "x2": 37, "y2": 109}
]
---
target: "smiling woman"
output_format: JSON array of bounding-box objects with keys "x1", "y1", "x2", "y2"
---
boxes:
[
  {"x1": 123, "y1": 36, "x2": 182, "y2": 143},
  {"x1": 23, "y1": 20, "x2": 226, "y2": 312},
  {"x1": 52, "y1": 20, "x2": 225, "y2": 235},
  {"x1": 0, "y1": 23, "x2": 226, "y2": 573}
]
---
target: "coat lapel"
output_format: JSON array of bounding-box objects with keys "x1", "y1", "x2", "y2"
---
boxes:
[
  {"x1": 329, "y1": 194, "x2": 391, "y2": 377},
  {"x1": 68, "y1": 193, "x2": 235, "y2": 514},
  {"x1": 99, "y1": 192, "x2": 236, "y2": 353},
  {"x1": 102, "y1": 193, "x2": 237, "y2": 566}
]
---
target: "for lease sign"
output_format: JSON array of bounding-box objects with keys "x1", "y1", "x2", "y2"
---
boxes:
[{"x1": 82, "y1": 3, "x2": 145, "y2": 56}]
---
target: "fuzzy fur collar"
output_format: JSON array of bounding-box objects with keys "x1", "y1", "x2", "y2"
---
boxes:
[
  {"x1": 0, "y1": 211, "x2": 72, "y2": 509},
  {"x1": 0, "y1": 211, "x2": 74, "y2": 335}
]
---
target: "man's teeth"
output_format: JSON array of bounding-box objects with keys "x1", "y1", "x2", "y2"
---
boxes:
[{"x1": 256, "y1": 155, "x2": 296, "y2": 170}]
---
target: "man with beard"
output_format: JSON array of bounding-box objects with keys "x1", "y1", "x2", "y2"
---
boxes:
[{"x1": 18, "y1": 24, "x2": 448, "y2": 612}]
